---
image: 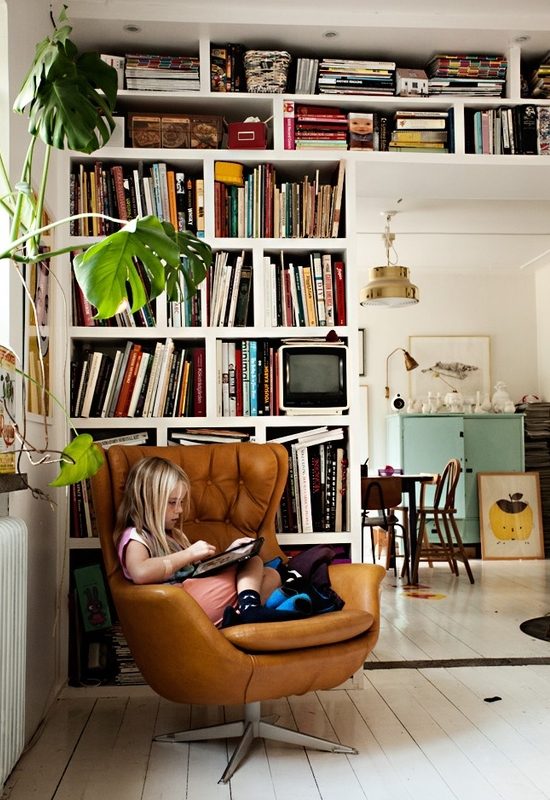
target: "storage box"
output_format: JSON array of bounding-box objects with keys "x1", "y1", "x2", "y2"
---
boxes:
[
  {"x1": 161, "y1": 115, "x2": 191, "y2": 148},
  {"x1": 244, "y1": 49, "x2": 291, "y2": 93},
  {"x1": 129, "y1": 113, "x2": 161, "y2": 148},
  {"x1": 190, "y1": 115, "x2": 223, "y2": 149},
  {"x1": 227, "y1": 121, "x2": 267, "y2": 149},
  {"x1": 214, "y1": 161, "x2": 244, "y2": 186}
]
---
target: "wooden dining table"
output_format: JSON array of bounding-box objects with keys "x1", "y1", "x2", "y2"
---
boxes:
[{"x1": 371, "y1": 473, "x2": 435, "y2": 583}]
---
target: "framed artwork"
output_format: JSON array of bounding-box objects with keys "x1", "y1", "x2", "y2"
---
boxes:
[
  {"x1": 408, "y1": 335, "x2": 491, "y2": 403},
  {"x1": 358, "y1": 328, "x2": 367, "y2": 377},
  {"x1": 478, "y1": 472, "x2": 544, "y2": 560}
]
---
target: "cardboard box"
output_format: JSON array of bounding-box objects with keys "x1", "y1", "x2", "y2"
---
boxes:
[
  {"x1": 129, "y1": 114, "x2": 161, "y2": 148},
  {"x1": 161, "y1": 115, "x2": 191, "y2": 148},
  {"x1": 228, "y1": 121, "x2": 267, "y2": 149}
]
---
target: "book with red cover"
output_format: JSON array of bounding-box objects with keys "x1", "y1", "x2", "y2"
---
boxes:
[
  {"x1": 110, "y1": 165, "x2": 128, "y2": 221},
  {"x1": 114, "y1": 344, "x2": 143, "y2": 417},
  {"x1": 283, "y1": 99, "x2": 295, "y2": 150},
  {"x1": 333, "y1": 261, "x2": 346, "y2": 325}
]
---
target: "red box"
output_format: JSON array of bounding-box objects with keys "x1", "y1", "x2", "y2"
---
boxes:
[{"x1": 228, "y1": 122, "x2": 267, "y2": 149}]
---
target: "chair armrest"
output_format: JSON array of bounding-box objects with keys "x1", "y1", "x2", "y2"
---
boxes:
[{"x1": 328, "y1": 563, "x2": 385, "y2": 614}]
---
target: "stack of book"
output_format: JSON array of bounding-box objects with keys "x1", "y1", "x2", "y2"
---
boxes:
[
  {"x1": 207, "y1": 250, "x2": 253, "y2": 327},
  {"x1": 317, "y1": 58, "x2": 396, "y2": 95},
  {"x1": 169, "y1": 428, "x2": 252, "y2": 446},
  {"x1": 124, "y1": 53, "x2": 200, "y2": 91},
  {"x1": 292, "y1": 103, "x2": 348, "y2": 150},
  {"x1": 108, "y1": 624, "x2": 147, "y2": 685},
  {"x1": 270, "y1": 427, "x2": 348, "y2": 534},
  {"x1": 426, "y1": 53, "x2": 507, "y2": 96},
  {"x1": 265, "y1": 251, "x2": 346, "y2": 328},
  {"x1": 293, "y1": 58, "x2": 320, "y2": 93},
  {"x1": 529, "y1": 52, "x2": 550, "y2": 98},
  {"x1": 521, "y1": 401, "x2": 550, "y2": 554},
  {"x1": 390, "y1": 110, "x2": 450, "y2": 153}
]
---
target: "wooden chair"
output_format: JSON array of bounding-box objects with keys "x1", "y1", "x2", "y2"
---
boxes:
[
  {"x1": 411, "y1": 459, "x2": 475, "y2": 584},
  {"x1": 361, "y1": 476, "x2": 410, "y2": 583},
  {"x1": 91, "y1": 442, "x2": 386, "y2": 783}
]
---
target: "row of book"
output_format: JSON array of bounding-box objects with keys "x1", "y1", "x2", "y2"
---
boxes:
[
  {"x1": 283, "y1": 102, "x2": 452, "y2": 153},
  {"x1": 217, "y1": 339, "x2": 276, "y2": 417},
  {"x1": 265, "y1": 252, "x2": 346, "y2": 327},
  {"x1": 271, "y1": 426, "x2": 349, "y2": 534},
  {"x1": 71, "y1": 340, "x2": 206, "y2": 419},
  {"x1": 207, "y1": 250, "x2": 253, "y2": 327},
  {"x1": 465, "y1": 104, "x2": 550, "y2": 156},
  {"x1": 69, "y1": 162, "x2": 204, "y2": 237},
  {"x1": 214, "y1": 160, "x2": 345, "y2": 239}
]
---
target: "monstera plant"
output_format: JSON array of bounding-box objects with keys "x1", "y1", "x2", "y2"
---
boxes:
[{"x1": 0, "y1": 7, "x2": 211, "y2": 492}]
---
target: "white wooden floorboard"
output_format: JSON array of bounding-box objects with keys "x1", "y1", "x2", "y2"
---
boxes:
[
  {"x1": 260, "y1": 697, "x2": 322, "y2": 800},
  {"x1": 349, "y1": 675, "x2": 457, "y2": 800},
  {"x1": 421, "y1": 667, "x2": 548, "y2": 800},
  {"x1": 2, "y1": 698, "x2": 95, "y2": 800},
  {"x1": 141, "y1": 698, "x2": 192, "y2": 800}
]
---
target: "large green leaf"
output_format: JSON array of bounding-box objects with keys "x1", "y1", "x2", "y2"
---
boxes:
[
  {"x1": 49, "y1": 434, "x2": 104, "y2": 487},
  {"x1": 13, "y1": 9, "x2": 117, "y2": 153},
  {"x1": 73, "y1": 217, "x2": 211, "y2": 319}
]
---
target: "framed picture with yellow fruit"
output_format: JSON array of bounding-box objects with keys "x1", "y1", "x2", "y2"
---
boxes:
[{"x1": 478, "y1": 472, "x2": 544, "y2": 560}]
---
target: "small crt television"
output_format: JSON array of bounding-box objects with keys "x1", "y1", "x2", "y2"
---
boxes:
[{"x1": 278, "y1": 343, "x2": 348, "y2": 415}]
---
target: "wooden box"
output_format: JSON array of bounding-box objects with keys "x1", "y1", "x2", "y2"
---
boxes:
[
  {"x1": 129, "y1": 114, "x2": 161, "y2": 148},
  {"x1": 161, "y1": 115, "x2": 191, "y2": 148},
  {"x1": 190, "y1": 115, "x2": 223, "y2": 149}
]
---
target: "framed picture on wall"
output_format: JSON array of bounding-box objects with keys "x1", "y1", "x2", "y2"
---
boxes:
[
  {"x1": 408, "y1": 335, "x2": 491, "y2": 404},
  {"x1": 478, "y1": 472, "x2": 544, "y2": 560}
]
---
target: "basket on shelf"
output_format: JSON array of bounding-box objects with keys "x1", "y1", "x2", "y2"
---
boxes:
[{"x1": 244, "y1": 50, "x2": 292, "y2": 93}]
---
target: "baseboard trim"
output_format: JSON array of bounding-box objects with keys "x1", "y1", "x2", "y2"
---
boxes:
[{"x1": 364, "y1": 656, "x2": 550, "y2": 670}]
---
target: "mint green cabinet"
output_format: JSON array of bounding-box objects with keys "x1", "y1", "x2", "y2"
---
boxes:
[{"x1": 386, "y1": 413, "x2": 525, "y2": 543}]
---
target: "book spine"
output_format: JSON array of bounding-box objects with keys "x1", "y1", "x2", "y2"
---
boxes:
[
  {"x1": 333, "y1": 261, "x2": 346, "y2": 325},
  {"x1": 114, "y1": 345, "x2": 143, "y2": 417},
  {"x1": 283, "y1": 99, "x2": 295, "y2": 150},
  {"x1": 110, "y1": 165, "x2": 128, "y2": 221},
  {"x1": 241, "y1": 338, "x2": 250, "y2": 416},
  {"x1": 249, "y1": 339, "x2": 258, "y2": 416},
  {"x1": 192, "y1": 346, "x2": 206, "y2": 416}
]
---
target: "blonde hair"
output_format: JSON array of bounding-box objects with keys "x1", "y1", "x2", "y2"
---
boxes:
[{"x1": 114, "y1": 457, "x2": 191, "y2": 557}]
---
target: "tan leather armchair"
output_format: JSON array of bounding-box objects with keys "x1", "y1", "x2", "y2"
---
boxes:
[{"x1": 91, "y1": 442, "x2": 385, "y2": 782}]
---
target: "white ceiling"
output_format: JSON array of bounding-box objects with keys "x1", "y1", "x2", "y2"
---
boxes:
[{"x1": 64, "y1": 0, "x2": 550, "y2": 273}]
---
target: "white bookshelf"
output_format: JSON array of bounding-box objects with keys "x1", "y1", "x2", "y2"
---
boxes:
[{"x1": 57, "y1": 10, "x2": 550, "y2": 685}]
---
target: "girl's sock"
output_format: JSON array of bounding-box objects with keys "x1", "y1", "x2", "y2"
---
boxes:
[{"x1": 237, "y1": 589, "x2": 261, "y2": 612}]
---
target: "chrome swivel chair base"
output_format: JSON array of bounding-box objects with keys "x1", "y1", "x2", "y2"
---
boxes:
[{"x1": 155, "y1": 700, "x2": 357, "y2": 783}]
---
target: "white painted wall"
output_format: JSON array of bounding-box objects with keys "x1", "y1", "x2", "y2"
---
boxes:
[
  {"x1": 358, "y1": 259, "x2": 539, "y2": 472},
  {"x1": 536, "y1": 265, "x2": 550, "y2": 402},
  {"x1": 4, "y1": 0, "x2": 65, "y2": 743}
]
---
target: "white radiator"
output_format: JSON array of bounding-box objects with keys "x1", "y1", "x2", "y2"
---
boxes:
[{"x1": 0, "y1": 517, "x2": 27, "y2": 788}]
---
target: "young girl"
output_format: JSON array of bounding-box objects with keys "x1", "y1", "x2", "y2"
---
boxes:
[{"x1": 113, "y1": 456, "x2": 281, "y2": 628}]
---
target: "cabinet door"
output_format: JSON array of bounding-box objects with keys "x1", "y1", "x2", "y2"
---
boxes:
[
  {"x1": 401, "y1": 416, "x2": 466, "y2": 516},
  {"x1": 463, "y1": 416, "x2": 525, "y2": 521}
]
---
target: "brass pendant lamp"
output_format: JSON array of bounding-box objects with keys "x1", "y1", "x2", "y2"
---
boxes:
[{"x1": 360, "y1": 210, "x2": 419, "y2": 307}]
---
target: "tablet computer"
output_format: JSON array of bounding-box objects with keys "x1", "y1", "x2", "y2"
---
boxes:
[{"x1": 191, "y1": 537, "x2": 264, "y2": 578}]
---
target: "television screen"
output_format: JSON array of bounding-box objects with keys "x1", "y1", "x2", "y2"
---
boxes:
[{"x1": 278, "y1": 344, "x2": 348, "y2": 414}]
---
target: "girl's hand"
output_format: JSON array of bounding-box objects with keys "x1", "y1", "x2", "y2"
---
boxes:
[
  {"x1": 187, "y1": 540, "x2": 217, "y2": 563},
  {"x1": 228, "y1": 536, "x2": 255, "y2": 550}
]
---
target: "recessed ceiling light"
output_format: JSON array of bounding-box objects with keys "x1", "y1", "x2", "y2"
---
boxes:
[
  {"x1": 123, "y1": 24, "x2": 142, "y2": 33},
  {"x1": 514, "y1": 35, "x2": 531, "y2": 43},
  {"x1": 323, "y1": 31, "x2": 338, "y2": 39}
]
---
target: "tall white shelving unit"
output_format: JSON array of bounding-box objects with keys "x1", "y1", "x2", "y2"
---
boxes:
[{"x1": 58, "y1": 6, "x2": 550, "y2": 688}]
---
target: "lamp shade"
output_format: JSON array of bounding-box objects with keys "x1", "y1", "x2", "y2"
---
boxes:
[{"x1": 360, "y1": 265, "x2": 419, "y2": 307}]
